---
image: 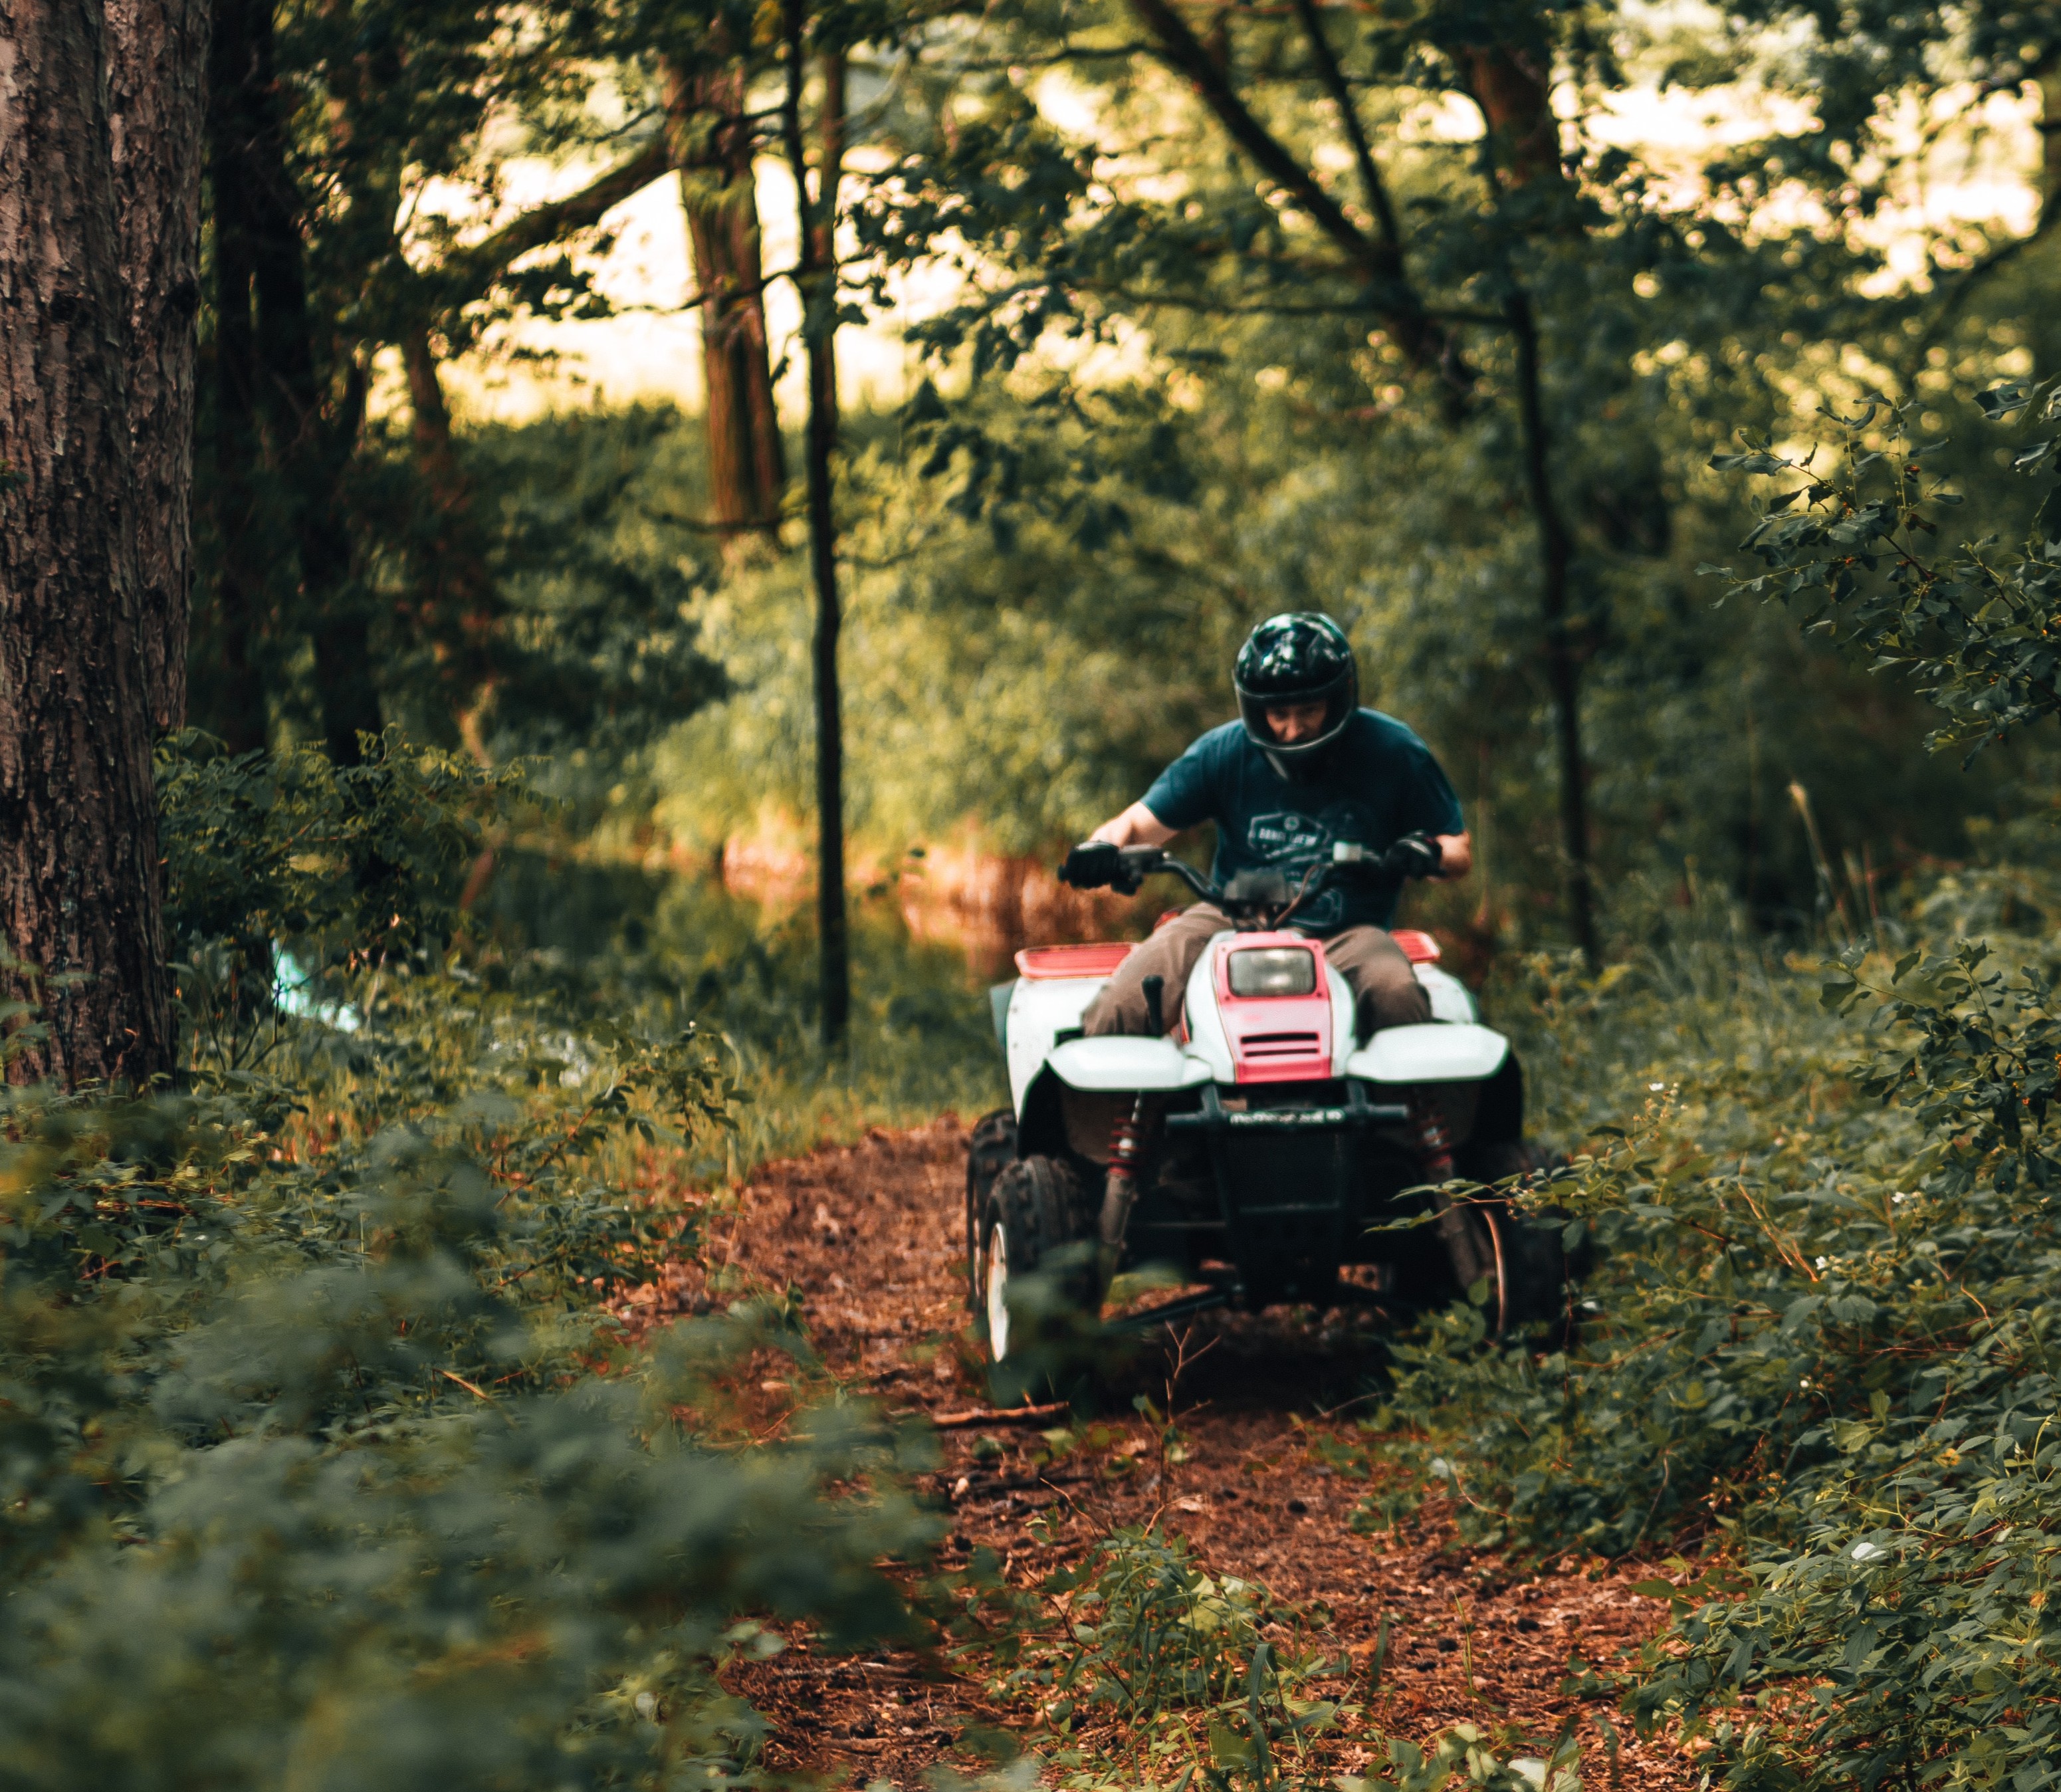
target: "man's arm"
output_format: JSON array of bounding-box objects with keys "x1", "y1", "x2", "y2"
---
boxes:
[
  {"x1": 1433, "y1": 832, "x2": 1471, "y2": 879},
  {"x1": 1089, "y1": 801, "x2": 1178, "y2": 848}
]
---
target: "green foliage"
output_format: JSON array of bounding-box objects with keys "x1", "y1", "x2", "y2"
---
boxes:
[
  {"x1": 1347, "y1": 392, "x2": 2061, "y2": 1787},
  {"x1": 1, "y1": 740, "x2": 949, "y2": 1791},
  {"x1": 1707, "y1": 378, "x2": 2061, "y2": 762},
  {"x1": 972, "y1": 1523, "x2": 1349, "y2": 1791}
]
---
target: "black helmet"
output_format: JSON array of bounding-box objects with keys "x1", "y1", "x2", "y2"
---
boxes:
[{"x1": 1234, "y1": 613, "x2": 1359, "y2": 778}]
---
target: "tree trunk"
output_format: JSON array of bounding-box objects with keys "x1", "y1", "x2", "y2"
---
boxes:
[
  {"x1": 2042, "y1": 64, "x2": 2061, "y2": 230},
  {"x1": 200, "y1": 0, "x2": 270, "y2": 754},
  {"x1": 1465, "y1": 40, "x2": 1600, "y2": 963},
  {"x1": 1507, "y1": 290, "x2": 1598, "y2": 965},
  {"x1": 403, "y1": 326, "x2": 498, "y2": 718},
  {"x1": 110, "y1": 0, "x2": 209, "y2": 739},
  {"x1": 0, "y1": 0, "x2": 181, "y2": 1086},
  {"x1": 235, "y1": 0, "x2": 380, "y2": 762},
  {"x1": 665, "y1": 49, "x2": 786, "y2": 548},
  {"x1": 811, "y1": 51, "x2": 845, "y2": 439},
  {"x1": 107, "y1": 0, "x2": 209, "y2": 736},
  {"x1": 782, "y1": 14, "x2": 848, "y2": 1046}
]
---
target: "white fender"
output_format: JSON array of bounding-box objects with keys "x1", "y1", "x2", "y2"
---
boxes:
[
  {"x1": 1414, "y1": 964, "x2": 1479, "y2": 1024},
  {"x1": 1005, "y1": 976, "x2": 1103, "y2": 1113},
  {"x1": 1049, "y1": 1036, "x2": 1213, "y2": 1091},
  {"x1": 1181, "y1": 935, "x2": 1237, "y2": 1083},
  {"x1": 1325, "y1": 959, "x2": 1357, "y2": 1075},
  {"x1": 1347, "y1": 1022, "x2": 1509, "y2": 1084}
]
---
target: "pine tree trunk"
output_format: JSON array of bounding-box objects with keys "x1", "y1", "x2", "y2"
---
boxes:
[
  {"x1": 108, "y1": 0, "x2": 209, "y2": 736},
  {"x1": 0, "y1": 0, "x2": 184, "y2": 1086},
  {"x1": 665, "y1": 50, "x2": 786, "y2": 548}
]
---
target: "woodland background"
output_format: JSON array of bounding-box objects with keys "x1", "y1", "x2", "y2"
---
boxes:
[{"x1": 8, "y1": 1, "x2": 2061, "y2": 1788}]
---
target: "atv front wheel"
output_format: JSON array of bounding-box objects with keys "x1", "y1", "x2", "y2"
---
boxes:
[
  {"x1": 964, "y1": 1108, "x2": 1018, "y2": 1311},
  {"x1": 978, "y1": 1154, "x2": 1094, "y2": 1363}
]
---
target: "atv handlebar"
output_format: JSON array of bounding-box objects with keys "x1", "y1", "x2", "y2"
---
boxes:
[{"x1": 1058, "y1": 836, "x2": 1438, "y2": 924}]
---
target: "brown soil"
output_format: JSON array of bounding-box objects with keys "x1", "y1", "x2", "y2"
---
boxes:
[{"x1": 631, "y1": 1119, "x2": 1696, "y2": 1789}]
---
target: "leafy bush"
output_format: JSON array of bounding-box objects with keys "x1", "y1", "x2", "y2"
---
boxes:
[
  {"x1": 1345, "y1": 386, "x2": 2061, "y2": 1789},
  {"x1": 0, "y1": 738, "x2": 942, "y2": 1791}
]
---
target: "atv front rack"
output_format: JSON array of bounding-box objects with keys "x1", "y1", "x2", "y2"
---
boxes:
[{"x1": 1162, "y1": 1081, "x2": 1410, "y2": 1135}]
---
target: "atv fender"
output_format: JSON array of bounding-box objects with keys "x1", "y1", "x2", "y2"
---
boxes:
[
  {"x1": 1345, "y1": 1021, "x2": 1509, "y2": 1084},
  {"x1": 1049, "y1": 1035, "x2": 1212, "y2": 1091}
]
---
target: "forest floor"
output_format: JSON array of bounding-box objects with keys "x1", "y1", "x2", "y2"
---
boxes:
[{"x1": 629, "y1": 1120, "x2": 1695, "y2": 1790}]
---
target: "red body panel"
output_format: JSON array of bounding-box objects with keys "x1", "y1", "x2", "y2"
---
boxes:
[
  {"x1": 1390, "y1": 929, "x2": 1440, "y2": 964},
  {"x1": 1210, "y1": 932, "x2": 1332, "y2": 1084}
]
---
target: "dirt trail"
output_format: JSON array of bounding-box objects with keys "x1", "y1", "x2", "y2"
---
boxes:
[{"x1": 647, "y1": 1121, "x2": 1693, "y2": 1789}]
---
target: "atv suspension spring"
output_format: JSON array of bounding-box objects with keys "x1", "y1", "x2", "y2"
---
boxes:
[
  {"x1": 1410, "y1": 1092, "x2": 1456, "y2": 1183},
  {"x1": 1098, "y1": 1096, "x2": 1148, "y2": 1258}
]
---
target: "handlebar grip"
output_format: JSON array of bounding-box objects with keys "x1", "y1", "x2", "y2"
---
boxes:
[{"x1": 1059, "y1": 841, "x2": 1121, "y2": 889}]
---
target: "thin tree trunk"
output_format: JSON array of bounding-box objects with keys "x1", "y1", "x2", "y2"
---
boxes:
[
  {"x1": 201, "y1": 0, "x2": 269, "y2": 754},
  {"x1": 237, "y1": 0, "x2": 380, "y2": 762},
  {"x1": 812, "y1": 51, "x2": 845, "y2": 439},
  {"x1": 665, "y1": 50, "x2": 786, "y2": 549},
  {"x1": 108, "y1": 0, "x2": 209, "y2": 736},
  {"x1": 782, "y1": 10, "x2": 848, "y2": 1046},
  {"x1": 0, "y1": 0, "x2": 179, "y2": 1085},
  {"x1": 403, "y1": 326, "x2": 497, "y2": 713},
  {"x1": 2043, "y1": 64, "x2": 2061, "y2": 229},
  {"x1": 1507, "y1": 289, "x2": 1597, "y2": 964},
  {"x1": 1466, "y1": 41, "x2": 1600, "y2": 963}
]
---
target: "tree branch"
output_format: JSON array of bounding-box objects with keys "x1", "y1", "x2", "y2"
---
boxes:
[
  {"x1": 435, "y1": 138, "x2": 669, "y2": 321},
  {"x1": 1124, "y1": 0, "x2": 1467, "y2": 397},
  {"x1": 1287, "y1": 0, "x2": 1400, "y2": 252}
]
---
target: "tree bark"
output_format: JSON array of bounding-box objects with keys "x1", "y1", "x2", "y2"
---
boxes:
[
  {"x1": 782, "y1": 12, "x2": 848, "y2": 1046},
  {"x1": 107, "y1": 0, "x2": 209, "y2": 736},
  {"x1": 665, "y1": 48, "x2": 786, "y2": 548},
  {"x1": 0, "y1": 0, "x2": 180, "y2": 1085}
]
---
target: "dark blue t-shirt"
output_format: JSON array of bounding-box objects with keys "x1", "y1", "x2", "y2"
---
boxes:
[{"x1": 1141, "y1": 711, "x2": 1464, "y2": 933}]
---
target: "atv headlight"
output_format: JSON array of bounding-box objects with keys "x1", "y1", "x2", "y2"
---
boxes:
[{"x1": 1228, "y1": 946, "x2": 1317, "y2": 996}]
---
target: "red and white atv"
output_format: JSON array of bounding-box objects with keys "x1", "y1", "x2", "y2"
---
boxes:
[{"x1": 966, "y1": 844, "x2": 1566, "y2": 1363}]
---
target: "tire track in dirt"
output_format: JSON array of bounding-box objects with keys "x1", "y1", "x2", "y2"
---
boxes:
[{"x1": 637, "y1": 1120, "x2": 1694, "y2": 1789}]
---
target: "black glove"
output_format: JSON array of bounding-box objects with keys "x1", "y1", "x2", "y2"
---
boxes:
[
  {"x1": 1382, "y1": 833, "x2": 1443, "y2": 880},
  {"x1": 1060, "y1": 841, "x2": 1121, "y2": 889}
]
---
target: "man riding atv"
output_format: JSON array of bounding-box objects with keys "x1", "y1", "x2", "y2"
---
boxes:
[{"x1": 1061, "y1": 612, "x2": 1471, "y2": 1177}]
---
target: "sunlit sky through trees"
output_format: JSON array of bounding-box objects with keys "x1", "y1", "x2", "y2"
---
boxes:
[{"x1": 416, "y1": 34, "x2": 2046, "y2": 425}]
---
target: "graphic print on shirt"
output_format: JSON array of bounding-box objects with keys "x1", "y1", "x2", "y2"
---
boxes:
[{"x1": 1244, "y1": 803, "x2": 1378, "y2": 930}]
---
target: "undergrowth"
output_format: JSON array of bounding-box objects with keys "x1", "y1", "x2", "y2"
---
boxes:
[
  {"x1": 0, "y1": 734, "x2": 950, "y2": 1790},
  {"x1": 1341, "y1": 386, "x2": 2061, "y2": 1791}
]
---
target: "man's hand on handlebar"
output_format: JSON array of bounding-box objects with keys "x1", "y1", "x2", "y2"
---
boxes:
[
  {"x1": 1331, "y1": 834, "x2": 1443, "y2": 881},
  {"x1": 1060, "y1": 841, "x2": 1123, "y2": 889},
  {"x1": 1061, "y1": 841, "x2": 1164, "y2": 894},
  {"x1": 1382, "y1": 832, "x2": 1443, "y2": 880}
]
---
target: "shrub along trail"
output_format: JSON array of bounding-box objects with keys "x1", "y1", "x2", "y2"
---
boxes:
[{"x1": 637, "y1": 1120, "x2": 1694, "y2": 1789}]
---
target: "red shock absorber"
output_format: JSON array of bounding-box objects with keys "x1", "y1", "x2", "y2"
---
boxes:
[
  {"x1": 1410, "y1": 1089, "x2": 1456, "y2": 1184},
  {"x1": 1097, "y1": 1096, "x2": 1148, "y2": 1279}
]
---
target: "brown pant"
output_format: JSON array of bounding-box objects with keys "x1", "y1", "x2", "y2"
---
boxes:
[{"x1": 1081, "y1": 903, "x2": 1431, "y2": 1042}]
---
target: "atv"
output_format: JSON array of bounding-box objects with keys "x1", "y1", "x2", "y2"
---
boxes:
[{"x1": 966, "y1": 841, "x2": 1566, "y2": 1363}]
